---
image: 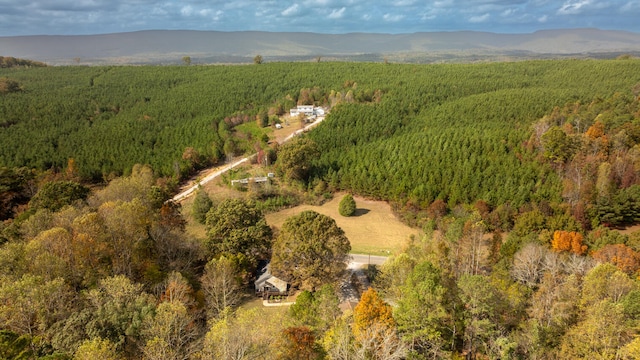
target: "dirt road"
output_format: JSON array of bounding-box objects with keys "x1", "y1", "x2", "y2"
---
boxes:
[{"x1": 170, "y1": 116, "x2": 325, "y2": 203}]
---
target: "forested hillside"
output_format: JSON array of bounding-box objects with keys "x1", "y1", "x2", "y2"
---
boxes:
[
  {"x1": 2, "y1": 60, "x2": 639, "y2": 188},
  {"x1": 2, "y1": 60, "x2": 640, "y2": 359}
]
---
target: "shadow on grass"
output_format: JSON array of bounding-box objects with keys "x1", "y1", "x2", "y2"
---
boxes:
[{"x1": 352, "y1": 208, "x2": 370, "y2": 217}]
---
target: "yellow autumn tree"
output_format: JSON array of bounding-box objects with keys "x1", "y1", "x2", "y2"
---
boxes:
[
  {"x1": 352, "y1": 287, "x2": 407, "y2": 359},
  {"x1": 353, "y1": 287, "x2": 395, "y2": 339}
]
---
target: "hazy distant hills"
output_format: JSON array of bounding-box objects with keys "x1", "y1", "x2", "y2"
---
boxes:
[{"x1": 2, "y1": 28, "x2": 640, "y2": 65}]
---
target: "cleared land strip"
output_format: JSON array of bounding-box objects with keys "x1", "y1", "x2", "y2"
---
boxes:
[
  {"x1": 171, "y1": 116, "x2": 325, "y2": 203},
  {"x1": 171, "y1": 157, "x2": 251, "y2": 202}
]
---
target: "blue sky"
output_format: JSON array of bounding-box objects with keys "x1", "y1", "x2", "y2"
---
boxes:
[{"x1": 1, "y1": 0, "x2": 639, "y2": 36}]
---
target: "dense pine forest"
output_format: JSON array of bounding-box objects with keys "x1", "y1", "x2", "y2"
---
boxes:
[{"x1": 2, "y1": 59, "x2": 640, "y2": 359}]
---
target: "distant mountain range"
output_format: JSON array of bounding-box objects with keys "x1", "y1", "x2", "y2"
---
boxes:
[{"x1": 2, "y1": 28, "x2": 640, "y2": 65}]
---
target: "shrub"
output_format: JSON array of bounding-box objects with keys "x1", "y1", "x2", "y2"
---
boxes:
[{"x1": 338, "y1": 194, "x2": 356, "y2": 217}]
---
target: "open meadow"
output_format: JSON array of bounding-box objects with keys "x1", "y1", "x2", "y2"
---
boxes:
[
  {"x1": 181, "y1": 181, "x2": 420, "y2": 255},
  {"x1": 265, "y1": 193, "x2": 419, "y2": 255}
]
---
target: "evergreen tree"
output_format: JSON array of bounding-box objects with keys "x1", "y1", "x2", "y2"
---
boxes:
[
  {"x1": 191, "y1": 187, "x2": 213, "y2": 224},
  {"x1": 338, "y1": 194, "x2": 356, "y2": 217}
]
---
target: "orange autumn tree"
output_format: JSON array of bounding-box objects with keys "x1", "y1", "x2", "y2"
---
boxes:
[
  {"x1": 592, "y1": 244, "x2": 640, "y2": 276},
  {"x1": 585, "y1": 120, "x2": 605, "y2": 139},
  {"x1": 353, "y1": 287, "x2": 396, "y2": 339},
  {"x1": 352, "y1": 287, "x2": 407, "y2": 359},
  {"x1": 280, "y1": 326, "x2": 322, "y2": 360},
  {"x1": 552, "y1": 230, "x2": 587, "y2": 255}
]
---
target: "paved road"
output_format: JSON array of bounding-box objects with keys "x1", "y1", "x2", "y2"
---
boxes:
[
  {"x1": 339, "y1": 254, "x2": 389, "y2": 305},
  {"x1": 170, "y1": 116, "x2": 325, "y2": 203},
  {"x1": 348, "y1": 254, "x2": 389, "y2": 268}
]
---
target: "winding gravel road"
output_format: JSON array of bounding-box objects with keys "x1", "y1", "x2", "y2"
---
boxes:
[{"x1": 170, "y1": 116, "x2": 325, "y2": 203}]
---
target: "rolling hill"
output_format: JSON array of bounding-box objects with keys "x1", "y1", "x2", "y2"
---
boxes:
[{"x1": 1, "y1": 28, "x2": 640, "y2": 65}]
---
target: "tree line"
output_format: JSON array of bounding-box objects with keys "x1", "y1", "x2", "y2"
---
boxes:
[
  {"x1": 0, "y1": 56, "x2": 46, "y2": 68},
  {"x1": 0, "y1": 164, "x2": 355, "y2": 359}
]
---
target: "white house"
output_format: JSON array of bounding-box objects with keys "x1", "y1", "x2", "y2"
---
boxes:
[
  {"x1": 255, "y1": 264, "x2": 289, "y2": 299},
  {"x1": 289, "y1": 105, "x2": 324, "y2": 117}
]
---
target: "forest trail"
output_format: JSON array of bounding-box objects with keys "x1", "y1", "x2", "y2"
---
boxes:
[{"x1": 171, "y1": 116, "x2": 325, "y2": 203}]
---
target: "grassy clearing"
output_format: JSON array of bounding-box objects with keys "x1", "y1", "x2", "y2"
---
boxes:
[
  {"x1": 265, "y1": 193, "x2": 420, "y2": 255},
  {"x1": 178, "y1": 162, "x2": 420, "y2": 255},
  {"x1": 180, "y1": 174, "x2": 246, "y2": 240}
]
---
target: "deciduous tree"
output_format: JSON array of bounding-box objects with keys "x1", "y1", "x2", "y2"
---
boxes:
[
  {"x1": 322, "y1": 318, "x2": 354, "y2": 360},
  {"x1": 0, "y1": 275, "x2": 73, "y2": 340},
  {"x1": 141, "y1": 301, "x2": 199, "y2": 360},
  {"x1": 204, "y1": 198, "x2": 271, "y2": 264},
  {"x1": 551, "y1": 230, "x2": 587, "y2": 255},
  {"x1": 559, "y1": 300, "x2": 631, "y2": 359},
  {"x1": 271, "y1": 211, "x2": 350, "y2": 290},
  {"x1": 200, "y1": 254, "x2": 247, "y2": 319},
  {"x1": 98, "y1": 198, "x2": 153, "y2": 279},
  {"x1": 276, "y1": 137, "x2": 319, "y2": 184},
  {"x1": 580, "y1": 263, "x2": 635, "y2": 308},
  {"x1": 279, "y1": 326, "x2": 323, "y2": 360},
  {"x1": 395, "y1": 261, "x2": 457, "y2": 359},
  {"x1": 74, "y1": 338, "x2": 122, "y2": 360},
  {"x1": 353, "y1": 288, "x2": 406, "y2": 360},
  {"x1": 89, "y1": 164, "x2": 156, "y2": 207},
  {"x1": 592, "y1": 243, "x2": 640, "y2": 276},
  {"x1": 510, "y1": 242, "x2": 547, "y2": 287},
  {"x1": 353, "y1": 288, "x2": 395, "y2": 340},
  {"x1": 200, "y1": 308, "x2": 276, "y2": 360},
  {"x1": 84, "y1": 275, "x2": 156, "y2": 354}
]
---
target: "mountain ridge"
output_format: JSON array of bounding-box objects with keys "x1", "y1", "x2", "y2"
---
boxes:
[{"x1": 1, "y1": 28, "x2": 640, "y2": 65}]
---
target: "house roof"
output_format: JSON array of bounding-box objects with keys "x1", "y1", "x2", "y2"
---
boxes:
[{"x1": 255, "y1": 264, "x2": 288, "y2": 292}]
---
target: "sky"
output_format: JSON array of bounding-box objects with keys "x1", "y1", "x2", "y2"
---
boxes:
[{"x1": 1, "y1": 0, "x2": 639, "y2": 37}]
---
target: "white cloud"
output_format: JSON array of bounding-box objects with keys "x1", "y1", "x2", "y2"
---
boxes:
[
  {"x1": 557, "y1": 0, "x2": 610, "y2": 15},
  {"x1": 394, "y1": 0, "x2": 417, "y2": 6},
  {"x1": 281, "y1": 3, "x2": 300, "y2": 16},
  {"x1": 501, "y1": 8, "x2": 515, "y2": 16},
  {"x1": 621, "y1": 1, "x2": 640, "y2": 12},
  {"x1": 150, "y1": 6, "x2": 167, "y2": 16},
  {"x1": 304, "y1": 0, "x2": 332, "y2": 6},
  {"x1": 328, "y1": 7, "x2": 346, "y2": 19},
  {"x1": 469, "y1": 12, "x2": 490, "y2": 22},
  {"x1": 181, "y1": 5, "x2": 193, "y2": 16},
  {"x1": 558, "y1": 0, "x2": 590, "y2": 14},
  {"x1": 0, "y1": 0, "x2": 639, "y2": 36},
  {"x1": 434, "y1": 0, "x2": 454, "y2": 8},
  {"x1": 421, "y1": 13, "x2": 437, "y2": 20},
  {"x1": 198, "y1": 8, "x2": 223, "y2": 20},
  {"x1": 383, "y1": 13, "x2": 404, "y2": 22}
]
